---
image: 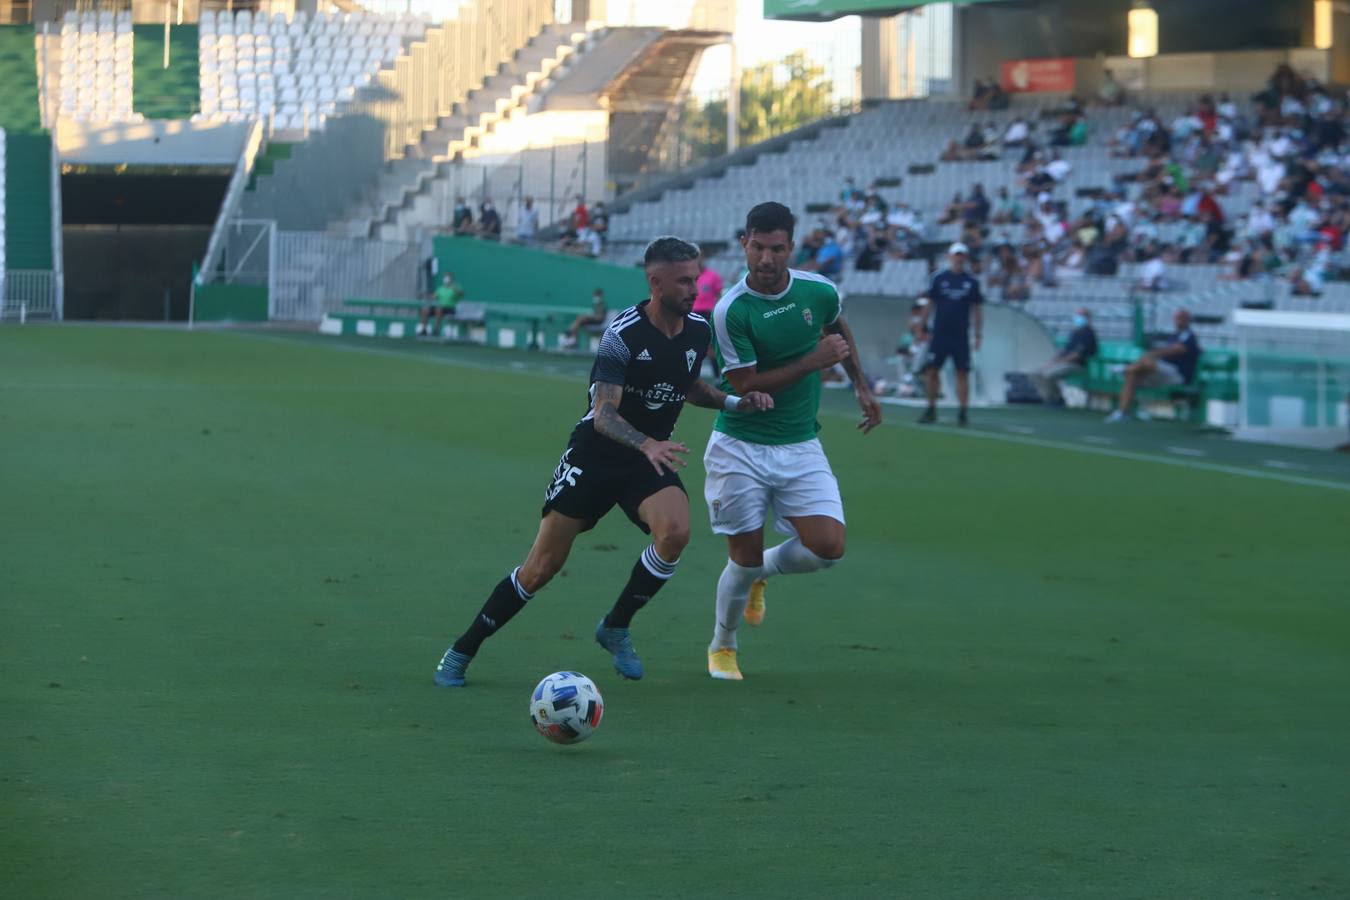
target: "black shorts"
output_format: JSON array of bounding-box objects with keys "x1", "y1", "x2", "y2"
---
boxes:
[
  {"x1": 541, "y1": 438, "x2": 685, "y2": 533},
  {"x1": 924, "y1": 337, "x2": 972, "y2": 372}
]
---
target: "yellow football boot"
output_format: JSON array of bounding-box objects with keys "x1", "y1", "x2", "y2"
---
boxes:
[
  {"x1": 744, "y1": 579, "x2": 767, "y2": 627},
  {"x1": 707, "y1": 648, "x2": 744, "y2": 681}
]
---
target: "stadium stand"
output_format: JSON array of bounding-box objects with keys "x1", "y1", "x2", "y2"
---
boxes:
[
  {"x1": 57, "y1": 10, "x2": 136, "y2": 123},
  {"x1": 196, "y1": 10, "x2": 429, "y2": 131},
  {"x1": 330, "y1": 22, "x2": 594, "y2": 240},
  {"x1": 133, "y1": 23, "x2": 200, "y2": 119},
  {"x1": 604, "y1": 82, "x2": 1350, "y2": 350},
  {"x1": 0, "y1": 23, "x2": 53, "y2": 273}
]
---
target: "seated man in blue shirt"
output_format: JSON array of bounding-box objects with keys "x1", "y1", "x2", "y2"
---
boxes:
[
  {"x1": 813, "y1": 230, "x2": 844, "y2": 281},
  {"x1": 1106, "y1": 308, "x2": 1200, "y2": 422},
  {"x1": 1031, "y1": 306, "x2": 1098, "y2": 407}
]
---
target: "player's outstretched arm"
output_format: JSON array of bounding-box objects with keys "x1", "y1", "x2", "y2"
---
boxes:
[
  {"x1": 592, "y1": 381, "x2": 689, "y2": 474},
  {"x1": 724, "y1": 334, "x2": 850, "y2": 397},
  {"x1": 826, "y1": 315, "x2": 882, "y2": 434},
  {"x1": 685, "y1": 378, "x2": 774, "y2": 413}
]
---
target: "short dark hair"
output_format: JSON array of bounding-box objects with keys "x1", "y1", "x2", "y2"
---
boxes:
[
  {"x1": 643, "y1": 235, "x2": 701, "y2": 267},
  {"x1": 745, "y1": 202, "x2": 795, "y2": 240}
]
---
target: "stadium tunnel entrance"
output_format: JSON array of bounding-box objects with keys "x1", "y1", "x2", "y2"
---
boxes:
[{"x1": 61, "y1": 167, "x2": 228, "y2": 320}]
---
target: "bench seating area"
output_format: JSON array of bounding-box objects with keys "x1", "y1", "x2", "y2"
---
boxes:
[
  {"x1": 320, "y1": 298, "x2": 589, "y2": 350},
  {"x1": 1064, "y1": 340, "x2": 1239, "y2": 422}
]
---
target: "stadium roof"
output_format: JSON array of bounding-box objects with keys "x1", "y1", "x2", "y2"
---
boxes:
[{"x1": 764, "y1": 0, "x2": 1000, "y2": 23}]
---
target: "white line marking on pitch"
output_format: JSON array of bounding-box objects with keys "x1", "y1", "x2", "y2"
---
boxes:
[
  {"x1": 1003, "y1": 425, "x2": 1037, "y2": 435},
  {"x1": 1263, "y1": 459, "x2": 1308, "y2": 471},
  {"x1": 1166, "y1": 446, "x2": 1207, "y2": 457},
  {"x1": 1082, "y1": 436, "x2": 1116, "y2": 445}
]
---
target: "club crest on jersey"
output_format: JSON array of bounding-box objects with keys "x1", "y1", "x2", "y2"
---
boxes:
[
  {"x1": 686, "y1": 349, "x2": 698, "y2": 371},
  {"x1": 802, "y1": 308, "x2": 814, "y2": 327}
]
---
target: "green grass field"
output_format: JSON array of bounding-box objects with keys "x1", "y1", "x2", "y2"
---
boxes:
[{"x1": 3, "y1": 326, "x2": 1348, "y2": 899}]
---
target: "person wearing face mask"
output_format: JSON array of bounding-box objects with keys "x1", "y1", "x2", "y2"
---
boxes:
[{"x1": 1029, "y1": 307, "x2": 1098, "y2": 408}]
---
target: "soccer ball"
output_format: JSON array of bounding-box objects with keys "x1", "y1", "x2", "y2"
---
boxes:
[{"x1": 529, "y1": 671, "x2": 604, "y2": 745}]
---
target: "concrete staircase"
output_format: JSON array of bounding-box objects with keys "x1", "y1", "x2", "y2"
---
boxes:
[{"x1": 330, "y1": 22, "x2": 592, "y2": 239}]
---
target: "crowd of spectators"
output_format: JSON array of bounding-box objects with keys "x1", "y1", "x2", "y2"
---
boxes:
[{"x1": 793, "y1": 65, "x2": 1350, "y2": 308}]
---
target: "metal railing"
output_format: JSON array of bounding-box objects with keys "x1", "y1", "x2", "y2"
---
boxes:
[
  {"x1": 270, "y1": 230, "x2": 419, "y2": 320},
  {"x1": 1, "y1": 270, "x2": 59, "y2": 321},
  {"x1": 197, "y1": 119, "x2": 266, "y2": 284}
]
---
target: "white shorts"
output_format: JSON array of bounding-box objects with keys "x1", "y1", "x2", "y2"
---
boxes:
[{"x1": 703, "y1": 431, "x2": 845, "y2": 536}]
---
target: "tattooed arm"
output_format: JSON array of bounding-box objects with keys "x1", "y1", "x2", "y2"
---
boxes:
[
  {"x1": 592, "y1": 381, "x2": 689, "y2": 474},
  {"x1": 685, "y1": 378, "x2": 774, "y2": 413}
]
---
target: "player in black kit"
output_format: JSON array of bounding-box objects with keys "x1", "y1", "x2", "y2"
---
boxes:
[{"x1": 434, "y1": 237, "x2": 774, "y2": 686}]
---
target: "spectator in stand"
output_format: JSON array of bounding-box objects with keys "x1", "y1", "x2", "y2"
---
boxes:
[
  {"x1": 939, "y1": 191, "x2": 965, "y2": 225},
  {"x1": 1106, "y1": 309, "x2": 1201, "y2": 422},
  {"x1": 590, "y1": 201, "x2": 609, "y2": 242},
  {"x1": 1291, "y1": 243, "x2": 1331, "y2": 296},
  {"x1": 452, "y1": 197, "x2": 474, "y2": 234},
  {"x1": 963, "y1": 183, "x2": 991, "y2": 226},
  {"x1": 1003, "y1": 116, "x2": 1032, "y2": 151},
  {"x1": 991, "y1": 186, "x2": 1024, "y2": 224},
  {"x1": 1097, "y1": 68, "x2": 1124, "y2": 106},
  {"x1": 1030, "y1": 307, "x2": 1098, "y2": 407},
  {"x1": 987, "y1": 80, "x2": 1010, "y2": 111},
  {"x1": 794, "y1": 227, "x2": 824, "y2": 267},
  {"x1": 812, "y1": 229, "x2": 844, "y2": 281},
  {"x1": 1044, "y1": 150, "x2": 1073, "y2": 183},
  {"x1": 515, "y1": 196, "x2": 539, "y2": 243},
  {"x1": 560, "y1": 288, "x2": 608, "y2": 349},
  {"x1": 1177, "y1": 214, "x2": 1208, "y2": 263},
  {"x1": 986, "y1": 243, "x2": 1030, "y2": 302},
  {"x1": 968, "y1": 78, "x2": 992, "y2": 111},
  {"x1": 1137, "y1": 251, "x2": 1169, "y2": 291},
  {"x1": 478, "y1": 198, "x2": 501, "y2": 239},
  {"x1": 570, "y1": 196, "x2": 589, "y2": 231},
  {"x1": 943, "y1": 123, "x2": 981, "y2": 161}
]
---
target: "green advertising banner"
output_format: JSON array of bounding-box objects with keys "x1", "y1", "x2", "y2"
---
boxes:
[{"x1": 764, "y1": 0, "x2": 997, "y2": 22}]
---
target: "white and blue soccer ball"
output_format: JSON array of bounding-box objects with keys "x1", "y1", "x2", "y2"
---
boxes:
[{"x1": 529, "y1": 671, "x2": 604, "y2": 745}]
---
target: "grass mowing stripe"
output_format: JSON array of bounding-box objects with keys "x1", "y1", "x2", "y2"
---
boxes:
[{"x1": 231, "y1": 328, "x2": 1350, "y2": 495}]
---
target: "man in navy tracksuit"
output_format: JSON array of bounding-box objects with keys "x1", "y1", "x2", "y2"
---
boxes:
[{"x1": 919, "y1": 242, "x2": 985, "y2": 426}]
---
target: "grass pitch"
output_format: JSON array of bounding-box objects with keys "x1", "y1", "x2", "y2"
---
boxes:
[{"x1": 2, "y1": 325, "x2": 1348, "y2": 899}]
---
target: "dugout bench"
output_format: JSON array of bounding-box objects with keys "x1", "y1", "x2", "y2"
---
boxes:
[
  {"x1": 321, "y1": 298, "x2": 589, "y2": 350},
  {"x1": 1062, "y1": 340, "x2": 1239, "y2": 422}
]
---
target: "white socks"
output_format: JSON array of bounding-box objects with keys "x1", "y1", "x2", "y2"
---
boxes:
[
  {"x1": 711, "y1": 559, "x2": 762, "y2": 650},
  {"x1": 761, "y1": 537, "x2": 838, "y2": 577}
]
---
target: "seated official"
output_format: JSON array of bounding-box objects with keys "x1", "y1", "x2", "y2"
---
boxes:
[
  {"x1": 1105, "y1": 308, "x2": 1200, "y2": 422},
  {"x1": 1030, "y1": 307, "x2": 1098, "y2": 407}
]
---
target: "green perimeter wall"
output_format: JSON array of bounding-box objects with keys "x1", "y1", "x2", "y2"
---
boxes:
[
  {"x1": 432, "y1": 238, "x2": 647, "y2": 308},
  {"x1": 193, "y1": 283, "x2": 267, "y2": 322}
]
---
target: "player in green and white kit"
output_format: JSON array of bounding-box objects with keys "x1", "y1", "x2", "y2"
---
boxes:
[{"x1": 704, "y1": 202, "x2": 882, "y2": 680}]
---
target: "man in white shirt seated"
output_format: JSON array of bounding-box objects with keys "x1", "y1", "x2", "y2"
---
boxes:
[
  {"x1": 1137, "y1": 252, "x2": 1168, "y2": 291},
  {"x1": 1003, "y1": 117, "x2": 1031, "y2": 149}
]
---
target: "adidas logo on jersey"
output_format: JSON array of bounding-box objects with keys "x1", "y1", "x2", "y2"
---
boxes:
[{"x1": 637, "y1": 349, "x2": 652, "y2": 361}]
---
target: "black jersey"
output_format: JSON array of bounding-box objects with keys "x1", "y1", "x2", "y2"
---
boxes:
[{"x1": 570, "y1": 301, "x2": 712, "y2": 458}]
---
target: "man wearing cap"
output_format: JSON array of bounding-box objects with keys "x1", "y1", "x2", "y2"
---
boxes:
[{"x1": 919, "y1": 242, "x2": 985, "y2": 426}]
